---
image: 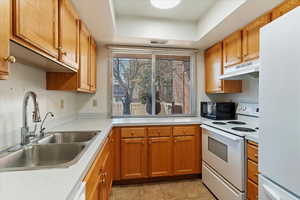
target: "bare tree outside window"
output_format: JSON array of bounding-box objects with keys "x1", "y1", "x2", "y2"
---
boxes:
[{"x1": 112, "y1": 52, "x2": 193, "y2": 117}]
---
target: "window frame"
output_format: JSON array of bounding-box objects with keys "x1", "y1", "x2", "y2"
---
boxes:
[{"x1": 109, "y1": 47, "x2": 197, "y2": 118}]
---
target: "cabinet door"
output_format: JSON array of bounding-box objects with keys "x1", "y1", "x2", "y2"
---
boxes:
[
  {"x1": 272, "y1": 0, "x2": 300, "y2": 20},
  {"x1": 173, "y1": 136, "x2": 196, "y2": 175},
  {"x1": 223, "y1": 31, "x2": 242, "y2": 67},
  {"x1": 242, "y1": 13, "x2": 271, "y2": 62},
  {"x1": 0, "y1": 0, "x2": 10, "y2": 79},
  {"x1": 148, "y1": 137, "x2": 172, "y2": 177},
  {"x1": 121, "y1": 138, "x2": 147, "y2": 179},
  {"x1": 59, "y1": 0, "x2": 79, "y2": 69},
  {"x1": 205, "y1": 43, "x2": 223, "y2": 93},
  {"x1": 78, "y1": 22, "x2": 90, "y2": 91},
  {"x1": 90, "y1": 38, "x2": 97, "y2": 93},
  {"x1": 13, "y1": 0, "x2": 59, "y2": 58}
]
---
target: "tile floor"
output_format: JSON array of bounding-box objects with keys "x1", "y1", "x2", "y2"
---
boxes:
[{"x1": 110, "y1": 179, "x2": 217, "y2": 200}]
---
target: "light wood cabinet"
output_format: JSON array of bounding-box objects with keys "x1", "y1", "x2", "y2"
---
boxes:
[
  {"x1": 173, "y1": 136, "x2": 196, "y2": 175},
  {"x1": 12, "y1": 0, "x2": 59, "y2": 58},
  {"x1": 242, "y1": 13, "x2": 271, "y2": 62},
  {"x1": 78, "y1": 21, "x2": 90, "y2": 92},
  {"x1": 0, "y1": 0, "x2": 10, "y2": 80},
  {"x1": 90, "y1": 38, "x2": 97, "y2": 92},
  {"x1": 148, "y1": 137, "x2": 172, "y2": 177},
  {"x1": 84, "y1": 132, "x2": 113, "y2": 200},
  {"x1": 247, "y1": 141, "x2": 259, "y2": 200},
  {"x1": 223, "y1": 30, "x2": 242, "y2": 68},
  {"x1": 121, "y1": 138, "x2": 147, "y2": 179},
  {"x1": 205, "y1": 43, "x2": 242, "y2": 94},
  {"x1": 271, "y1": 0, "x2": 300, "y2": 20},
  {"x1": 59, "y1": 0, "x2": 80, "y2": 69}
]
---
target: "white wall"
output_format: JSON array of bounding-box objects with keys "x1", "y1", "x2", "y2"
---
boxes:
[{"x1": 0, "y1": 62, "x2": 78, "y2": 151}]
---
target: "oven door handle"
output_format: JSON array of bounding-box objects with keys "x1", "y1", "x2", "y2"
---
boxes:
[{"x1": 201, "y1": 125, "x2": 243, "y2": 142}]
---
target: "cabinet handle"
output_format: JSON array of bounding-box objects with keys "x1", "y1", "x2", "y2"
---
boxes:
[{"x1": 3, "y1": 56, "x2": 16, "y2": 63}]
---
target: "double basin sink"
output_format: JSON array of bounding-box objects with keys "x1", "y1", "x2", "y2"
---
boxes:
[{"x1": 0, "y1": 131, "x2": 99, "y2": 171}]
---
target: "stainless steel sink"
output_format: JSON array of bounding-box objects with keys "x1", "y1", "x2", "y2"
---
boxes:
[
  {"x1": 0, "y1": 131, "x2": 100, "y2": 171},
  {"x1": 38, "y1": 131, "x2": 98, "y2": 144},
  {"x1": 0, "y1": 143, "x2": 87, "y2": 171}
]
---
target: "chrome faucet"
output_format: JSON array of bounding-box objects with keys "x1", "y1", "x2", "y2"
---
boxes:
[
  {"x1": 21, "y1": 91, "x2": 41, "y2": 145},
  {"x1": 40, "y1": 112, "x2": 54, "y2": 137}
]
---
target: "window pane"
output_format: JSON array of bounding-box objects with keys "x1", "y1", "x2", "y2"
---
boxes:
[
  {"x1": 155, "y1": 55, "x2": 191, "y2": 115},
  {"x1": 112, "y1": 54, "x2": 152, "y2": 116}
]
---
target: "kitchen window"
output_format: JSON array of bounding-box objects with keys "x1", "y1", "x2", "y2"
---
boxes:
[{"x1": 110, "y1": 47, "x2": 196, "y2": 117}]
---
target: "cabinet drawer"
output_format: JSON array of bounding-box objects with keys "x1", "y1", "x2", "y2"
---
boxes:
[
  {"x1": 121, "y1": 127, "x2": 146, "y2": 138},
  {"x1": 148, "y1": 127, "x2": 171, "y2": 137},
  {"x1": 247, "y1": 179, "x2": 258, "y2": 200},
  {"x1": 248, "y1": 159, "x2": 258, "y2": 184},
  {"x1": 247, "y1": 143, "x2": 258, "y2": 163},
  {"x1": 173, "y1": 126, "x2": 197, "y2": 136}
]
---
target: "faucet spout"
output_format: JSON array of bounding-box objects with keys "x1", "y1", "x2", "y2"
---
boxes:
[{"x1": 21, "y1": 91, "x2": 41, "y2": 145}]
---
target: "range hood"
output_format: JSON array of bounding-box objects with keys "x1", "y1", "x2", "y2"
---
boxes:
[{"x1": 220, "y1": 59, "x2": 260, "y2": 80}]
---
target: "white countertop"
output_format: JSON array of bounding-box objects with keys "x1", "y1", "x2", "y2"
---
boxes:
[
  {"x1": 0, "y1": 116, "x2": 203, "y2": 200},
  {"x1": 246, "y1": 133, "x2": 259, "y2": 143}
]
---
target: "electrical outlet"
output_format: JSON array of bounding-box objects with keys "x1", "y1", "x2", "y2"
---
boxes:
[
  {"x1": 60, "y1": 99, "x2": 64, "y2": 109},
  {"x1": 92, "y1": 99, "x2": 98, "y2": 107}
]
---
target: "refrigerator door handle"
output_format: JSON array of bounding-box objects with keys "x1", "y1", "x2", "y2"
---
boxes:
[{"x1": 263, "y1": 184, "x2": 281, "y2": 200}]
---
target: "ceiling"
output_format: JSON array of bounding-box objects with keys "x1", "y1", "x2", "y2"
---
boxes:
[
  {"x1": 71, "y1": 0, "x2": 285, "y2": 49},
  {"x1": 113, "y1": 0, "x2": 217, "y2": 21}
]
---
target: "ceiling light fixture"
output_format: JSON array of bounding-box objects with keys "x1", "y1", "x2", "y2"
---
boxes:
[{"x1": 150, "y1": 0, "x2": 181, "y2": 9}]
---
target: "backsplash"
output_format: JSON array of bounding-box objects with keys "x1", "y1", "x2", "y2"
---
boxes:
[{"x1": 0, "y1": 62, "x2": 78, "y2": 150}]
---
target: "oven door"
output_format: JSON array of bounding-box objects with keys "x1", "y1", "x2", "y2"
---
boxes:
[{"x1": 201, "y1": 125, "x2": 245, "y2": 191}]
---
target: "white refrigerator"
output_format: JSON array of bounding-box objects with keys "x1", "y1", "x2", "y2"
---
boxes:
[{"x1": 259, "y1": 6, "x2": 300, "y2": 200}]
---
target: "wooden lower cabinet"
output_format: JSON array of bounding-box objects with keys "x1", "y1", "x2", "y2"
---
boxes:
[
  {"x1": 247, "y1": 141, "x2": 259, "y2": 200},
  {"x1": 117, "y1": 125, "x2": 202, "y2": 181},
  {"x1": 148, "y1": 137, "x2": 172, "y2": 177},
  {"x1": 173, "y1": 136, "x2": 197, "y2": 175},
  {"x1": 120, "y1": 138, "x2": 147, "y2": 180},
  {"x1": 247, "y1": 179, "x2": 258, "y2": 200},
  {"x1": 84, "y1": 132, "x2": 113, "y2": 200}
]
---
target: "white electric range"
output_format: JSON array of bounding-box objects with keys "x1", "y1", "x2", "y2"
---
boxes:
[{"x1": 201, "y1": 103, "x2": 259, "y2": 200}]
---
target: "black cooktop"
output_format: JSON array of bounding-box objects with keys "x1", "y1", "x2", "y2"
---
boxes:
[
  {"x1": 212, "y1": 122, "x2": 227, "y2": 125},
  {"x1": 231, "y1": 127, "x2": 256, "y2": 132},
  {"x1": 227, "y1": 121, "x2": 247, "y2": 125}
]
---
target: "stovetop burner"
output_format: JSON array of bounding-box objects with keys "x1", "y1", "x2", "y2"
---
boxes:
[
  {"x1": 212, "y1": 122, "x2": 227, "y2": 125},
  {"x1": 232, "y1": 127, "x2": 256, "y2": 132},
  {"x1": 227, "y1": 121, "x2": 247, "y2": 125}
]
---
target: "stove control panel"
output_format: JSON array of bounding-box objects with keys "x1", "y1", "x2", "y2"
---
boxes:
[{"x1": 236, "y1": 103, "x2": 259, "y2": 117}]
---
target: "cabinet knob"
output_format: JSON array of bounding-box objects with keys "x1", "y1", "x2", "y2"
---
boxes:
[
  {"x1": 61, "y1": 51, "x2": 67, "y2": 56},
  {"x1": 254, "y1": 153, "x2": 258, "y2": 158},
  {"x1": 3, "y1": 56, "x2": 16, "y2": 63}
]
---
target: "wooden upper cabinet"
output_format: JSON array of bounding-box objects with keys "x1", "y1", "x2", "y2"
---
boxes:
[
  {"x1": 223, "y1": 30, "x2": 242, "y2": 67},
  {"x1": 272, "y1": 0, "x2": 300, "y2": 20},
  {"x1": 173, "y1": 136, "x2": 196, "y2": 175},
  {"x1": 205, "y1": 43, "x2": 242, "y2": 94},
  {"x1": 13, "y1": 0, "x2": 59, "y2": 58},
  {"x1": 205, "y1": 43, "x2": 223, "y2": 93},
  {"x1": 242, "y1": 13, "x2": 271, "y2": 62},
  {"x1": 148, "y1": 137, "x2": 172, "y2": 177},
  {"x1": 90, "y1": 38, "x2": 97, "y2": 93},
  {"x1": 59, "y1": 0, "x2": 79, "y2": 69},
  {"x1": 0, "y1": 0, "x2": 10, "y2": 80},
  {"x1": 121, "y1": 138, "x2": 147, "y2": 180},
  {"x1": 78, "y1": 21, "x2": 90, "y2": 92}
]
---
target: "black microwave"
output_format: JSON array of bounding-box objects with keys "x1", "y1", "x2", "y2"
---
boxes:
[{"x1": 201, "y1": 102, "x2": 236, "y2": 120}]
